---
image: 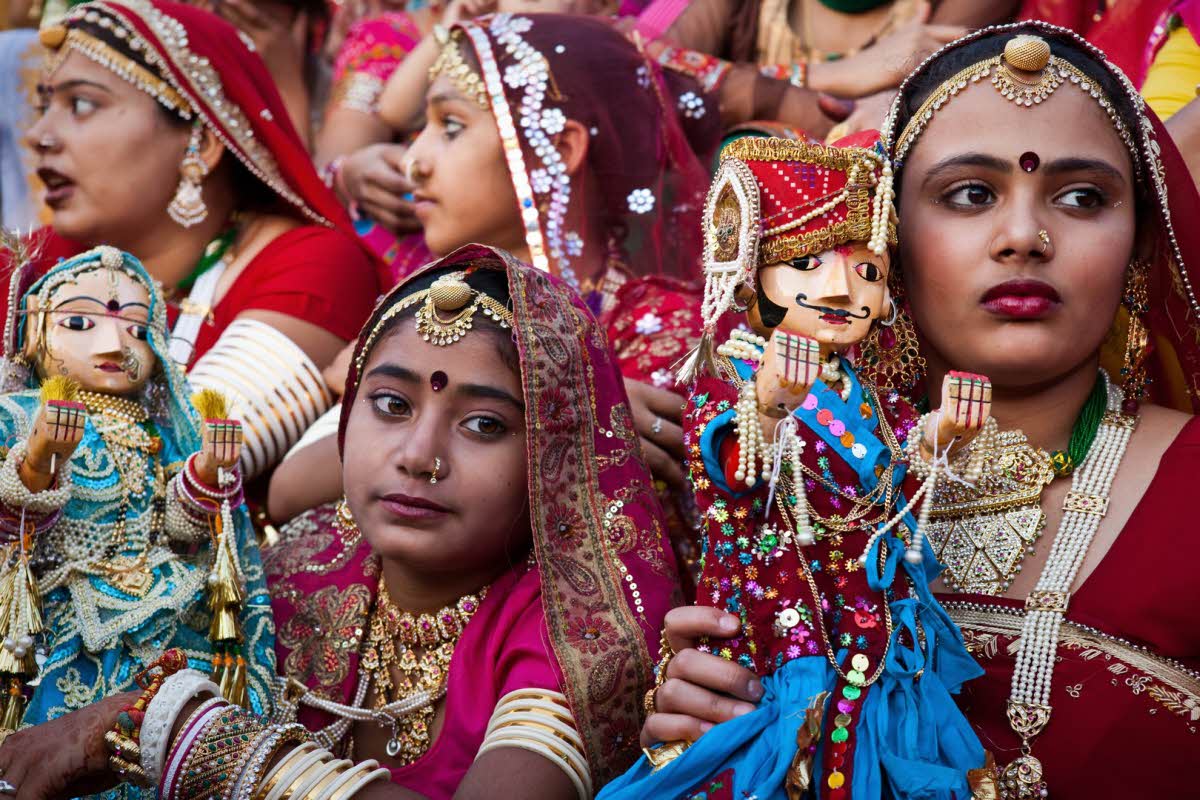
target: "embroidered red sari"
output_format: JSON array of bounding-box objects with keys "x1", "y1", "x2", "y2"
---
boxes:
[{"x1": 266, "y1": 245, "x2": 682, "y2": 794}]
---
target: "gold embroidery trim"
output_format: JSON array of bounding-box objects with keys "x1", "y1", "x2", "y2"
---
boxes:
[{"x1": 947, "y1": 603, "x2": 1200, "y2": 700}]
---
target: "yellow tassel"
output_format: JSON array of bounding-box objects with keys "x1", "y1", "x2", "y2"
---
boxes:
[
  {"x1": 39, "y1": 375, "x2": 80, "y2": 404},
  {"x1": 227, "y1": 654, "x2": 248, "y2": 708},
  {"x1": 207, "y1": 505, "x2": 245, "y2": 644},
  {"x1": 191, "y1": 389, "x2": 230, "y2": 421}
]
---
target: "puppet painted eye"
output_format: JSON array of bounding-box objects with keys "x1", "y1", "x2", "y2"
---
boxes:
[
  {"x1": 127, "y1": 324, "x2": 150, "y2": 341},
  {"x1": 59, "y1": 315, "x2": 95, "y2": 331},
  {"x1": 854, "y1": 262, "x2": 883, "y2": 282},
  {"x1": 788, "y1": 256, "x2": 822, "y2": 271}
]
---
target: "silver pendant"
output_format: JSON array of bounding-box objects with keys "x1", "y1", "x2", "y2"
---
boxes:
[{"x1": 386, "y1": 736, "x2": 402, "y2": 758}]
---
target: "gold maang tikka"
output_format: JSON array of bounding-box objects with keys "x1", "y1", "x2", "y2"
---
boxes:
[
  {"x1": 890, "y1": 34, "x2": 1136, "y2": 167},
  {"x1": 356, "y1": 272, "x2": 514, "y2": 369}
]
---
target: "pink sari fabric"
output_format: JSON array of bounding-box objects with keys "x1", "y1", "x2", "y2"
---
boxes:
[
  {"x1": 265, "y1": 507, "x2": 561, "y2": 799},
  {"x1": 329, "y1": 10, "x2": 423, "y2": 114},
  {"x1": 269, "y1": 245, "x2": 681, "y2": 789}
]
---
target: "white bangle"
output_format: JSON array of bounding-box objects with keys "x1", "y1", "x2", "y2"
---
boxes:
[
  {"x1": 292, "y1": 758, "x2": 353, "y2": 799},
  {"x1": 313, "y1": 759, "x2": 375, "y2": 800},
  {"x1": 0, "y1": 439, "x2": 73, "y2": 515},
  {"x1": 141, "y1": 670, "x2": 223, "y2": 784},
  {"x1": 477, "y1": 737, "x2": 590, "y2": 800},
  {"x1": 188, "y1": 318, "x2": 334, "y2": 479},
  {"x1": 264, "y1": 746, "x2": 332, "y2": 800},
  {"x1": 331, "y1": 766, "x2": 392, "y2": 800}
]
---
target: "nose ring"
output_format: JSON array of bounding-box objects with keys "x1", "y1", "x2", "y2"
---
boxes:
[
  {"x1": 429, "y1": 456, "x2": 441, "y2": 485},
  {"x1": 1037, "y1": 229, "x2": 1051, "y2": 255},
  {"x1": 402, "y1": 159, "x2": 417, "y2": 184}
]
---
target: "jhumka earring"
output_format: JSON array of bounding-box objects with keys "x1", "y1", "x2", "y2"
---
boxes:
[
  {"x1": 1119, "y1": 258, "x2": 1150, "y2": 412},
  {"x1": 856, "y1": 280, "x2": 925, "y2": 393},
  {"x1": 167, "y1": 121, "x2": 210, "y2": 228}
]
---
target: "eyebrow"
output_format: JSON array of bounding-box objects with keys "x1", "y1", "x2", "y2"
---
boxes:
[
  {"x1": 364, "y1": 364, "x2": 525, "y2": 410},
  {"x1": 1042, "y1": 157, "x2": 1126, "y2": 184},
  {"x1": 427, "y1": 91, "x2": 470, "y2": 109},
  {"x1": 458, "y1": 383, "x2": 525, "y2": 411},
  {"x1": 38, "y1": 79, "x2": 115, "y2": 95},
  {"x1": 365, "y1": 363, "x2": 420, "y2": 383},
  {"x1": 51, "y1": 296, "x2": 149, "y2": 311},
  {"x1": 921, "y1": 152, "x2": 1012, "y2": 186}
]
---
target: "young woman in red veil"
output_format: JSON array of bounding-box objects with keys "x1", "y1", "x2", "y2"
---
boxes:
[
  {"x1": 639, "y1": 22, "x2": 1200, "y2": 799},
  {"x1": 10, "y1": 0, "x2": 381, "y2": 482},
  {"x1": 270, "y1": 13, "x2": 721, "y2": 585}
]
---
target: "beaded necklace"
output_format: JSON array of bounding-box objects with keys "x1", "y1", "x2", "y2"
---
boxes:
[
  {"x1": 1047, "y1": 373, "x2": 1107, "y2": 477},
  {"x1": 999, "y1": 376, "x2": 1137, "y2": 799},
  {"x1": 78, "y1": 391, "x2": 166, "y2": 596},
  {"x1": 360, "y1": 577, "x2": 486, "y2": 764}
]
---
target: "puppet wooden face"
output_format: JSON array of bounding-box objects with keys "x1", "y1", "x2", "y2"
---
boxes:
[
  {"x1": 25, "y1": 266, "x2": 156, "y2": 395},
  {"x1": 748, "y1": 242, "x2": 891, "y2": 353}
]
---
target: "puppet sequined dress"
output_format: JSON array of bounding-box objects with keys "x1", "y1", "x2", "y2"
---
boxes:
[{"x1": 604, "y1": 352, "x2": 984, "y2": 800}]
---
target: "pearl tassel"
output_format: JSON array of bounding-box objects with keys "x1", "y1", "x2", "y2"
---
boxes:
[{"x1": 868, "y1": 158, "x2": 895, "y2": 257}]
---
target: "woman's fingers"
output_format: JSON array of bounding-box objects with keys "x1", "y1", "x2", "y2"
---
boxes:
[
  {"x1": 639, "y1": 437, "x2": 686, "y2": 490},
  {"x1": 640, "y1": 712, "x2": 713, "y2": 748},
  {"x1": 667, "y1": 647, "x2": 764, "y2": 704},
  {"x1": 655, "y1": 676, "x2": 758, "y2": 723},
  {"x1": 633, "y1": 403, "x2": 685, "y2": 460},
  {"x1": 627, "y1": 379, "x2": 684, "y2": 423},
  {"x1": 662, "y1": 605, "x2": 741, "y2": 652}
]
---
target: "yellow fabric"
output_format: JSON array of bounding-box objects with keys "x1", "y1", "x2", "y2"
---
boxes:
[{"x1": 1143, "y1": 25, "x2": 1200, "y2": 120}]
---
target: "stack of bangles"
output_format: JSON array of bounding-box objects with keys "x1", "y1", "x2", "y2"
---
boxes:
[
  {"x1": 112, "y1": 655, "x2": 391, "y2": 799},
  {"x1": 173, "y1": 451, "x2": 244, "y2": 523}
]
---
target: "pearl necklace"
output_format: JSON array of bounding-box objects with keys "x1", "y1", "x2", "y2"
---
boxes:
[{"x1": 1000, "y1": 374, "x2": 1136, "y2": 799}]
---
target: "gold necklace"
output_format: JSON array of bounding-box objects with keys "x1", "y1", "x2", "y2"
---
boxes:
[
  {"x1": 361, "y1": 578, "x2": 486, "y2": 764},
  {"x1": 79, "y1": 391, "x2": 166, "y2": 595},
  {"x1": 926, "y1": 422, "x2": 1055, "y2": 594}
]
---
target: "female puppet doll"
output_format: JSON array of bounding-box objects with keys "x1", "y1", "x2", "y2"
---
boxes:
[
  {"x1": 602, "y1": 133, "x2": 994, "y2": 800},
  {"x1": 0, "y1": 245, "x2": 275, "y2": 767}
]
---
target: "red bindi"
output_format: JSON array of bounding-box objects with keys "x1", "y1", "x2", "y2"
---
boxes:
[
  {"x1": 430, "y1": 370, "x2": 448, "y2": 392},
  {"x1": 1020, "y1": 151, "x2": 1040, "y2": 173}
]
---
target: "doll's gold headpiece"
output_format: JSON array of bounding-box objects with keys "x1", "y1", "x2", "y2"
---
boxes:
[
  {"x1": 891, "y1": 35, "x2": 1135, "y2": 166},
  {"x1": 357, "y1": 272, "x2": 514, "y2": 369}
]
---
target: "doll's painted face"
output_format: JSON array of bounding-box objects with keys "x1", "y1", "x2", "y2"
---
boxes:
[
  {"x1": 750, "y1": 242, "x2": 891, "y2": 352},
  {"x1": 29, "y1": 267, "x2": 156, "y2": 395}
]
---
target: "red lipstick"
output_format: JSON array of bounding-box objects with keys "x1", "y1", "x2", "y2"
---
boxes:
[{"x1": 980, "y1": 279, "x2": 1062, "y2": 320}]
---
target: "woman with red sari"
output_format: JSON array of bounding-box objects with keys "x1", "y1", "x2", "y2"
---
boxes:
[
  {"x1": 0, "y1": 244, "x2": 681, "y2": 800},
  {"x1": 636, "y1": 22, "x2": 1200, "y2": 799},
  {"x1": 14, "y1": 0, "x2": 380, "y2": 480},
  {"x1": 271, "y1": 14, "x2": 720, "y2": 580}
]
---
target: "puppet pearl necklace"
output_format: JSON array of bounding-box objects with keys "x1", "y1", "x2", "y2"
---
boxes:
[{"x1": 1000, "y1": 376, "x2": 1136, "y2": 800}]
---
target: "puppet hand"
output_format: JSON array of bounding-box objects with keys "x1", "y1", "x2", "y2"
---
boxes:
[
  {"x1": 755, "y1": 330, "x2": 819, "y2": 416},
  {"x1": 928, "y1": 371, "x2": 992, "y2": 455},
  {"x1": 195, "y1": 419, "x2": 244, "y2": 486},
  {"x1": 25, "y1": 400, "x2": 86, "y2": 476}
]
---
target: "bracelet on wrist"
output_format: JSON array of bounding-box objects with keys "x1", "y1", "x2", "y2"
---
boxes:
[{"x1": 106, "y1": 649, "x2": 190, "y2": 787}]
